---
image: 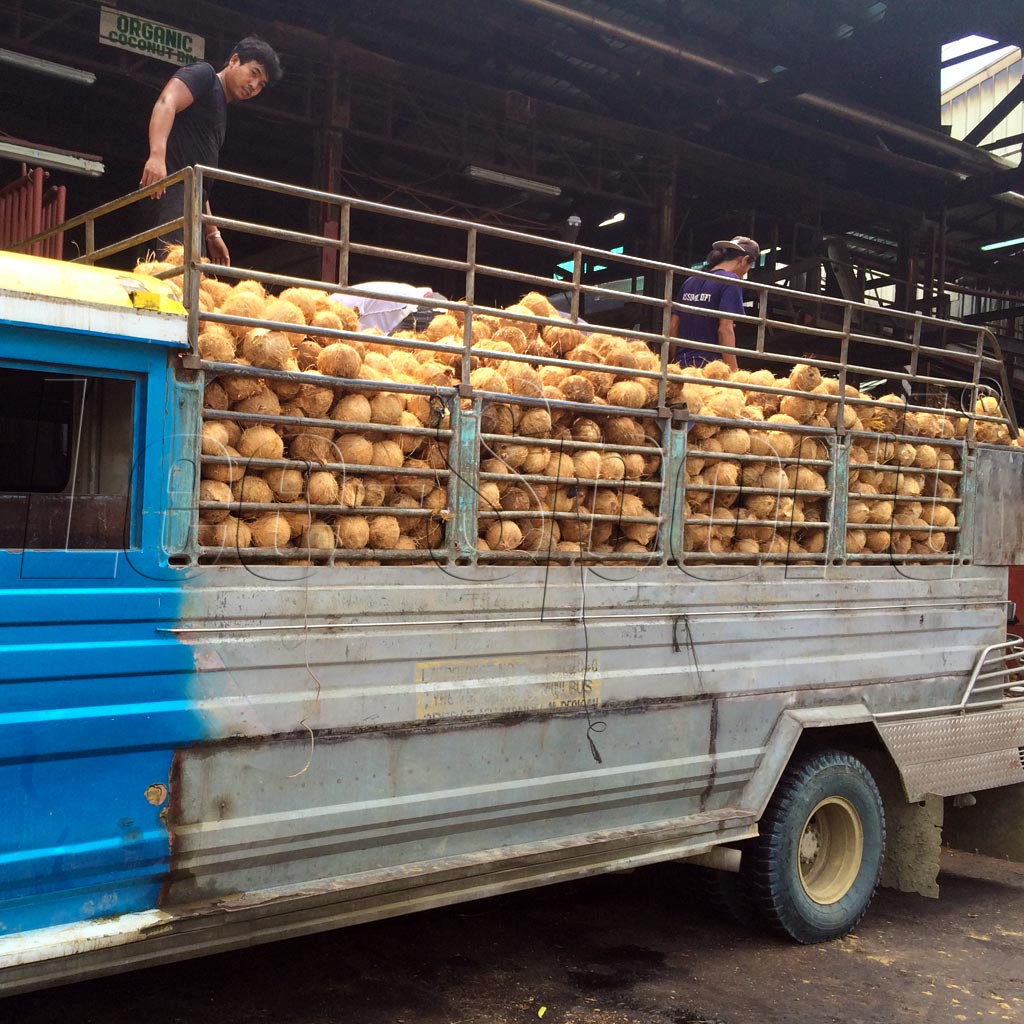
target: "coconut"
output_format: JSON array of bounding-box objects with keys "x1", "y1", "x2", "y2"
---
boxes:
[
  {"x1": 232, "y1": 474, "x2": 274, "y2": 507},
  {"x1": 301, "y1": 521, "x2": 336, "y2": 552},
  {"x1": 330, "y1": 393, "x2": 373, "y2": 425},
  {"x1": 336, "y1": 434, "x2": 375, "y2": 466},
  {"x1": 201, "y1": 420, "x2": 232, "y2": 456},
  {"x1": 705, "y1": 387, "x2": 745, "y2": 420},
  {"x1": 372, "y1": 440, "x2": 405, "y2": 469},
  {"x1": 250, "y1": 513, "x2": 292, "y2": 549},
  {"x1": 263, "y1": 467, "x2": 304, "y2": 502},
  {"x1": 542, "y1": 325, "x2": 584, "y2": 355},
  {"x1": 335, "y1": 515, "x2": 371, "y2": 549},
  {"x1": 318, "y1": 343, "x2": 363, "y2": 380},
  {"x1": 502, "y1": 363, "x2": 544, "y2": 398},
  {"x1": 478, "y1": 480, "x2": 503, "y2": 511},
  {"x1": 220, "y1": 290, "x2": 266, "y2": 338},
  {"x1": 573, "y1": 450, "x2": 602, "y2": 479},
  {"x1": 202, "y1": 445, "x2": 245, "y2": 483},
  {"x1": 518, "y1": 408, "x2": 552, "y2": 437},
  {"x1": 604, "y1": 416, "x2": 645, "y2": 447},
  {"x1": 260, "y1": 298, "x2": 306, "y2": 345},
  {"x1": 598, "y1": 454, "x2": 626, "y2": 480},
  {"x1": 519, "y1": 518, "x2": 561, "y2": 552},
  {"x1": 232, "y1": 385, "x2": 281, "y2": 419},
  {"x1": 233, "y1": 425, "x2": 283, "y2": 462},
  {"x1": 363, "y1": 515, "x2": 399, "y2": 549},
  {"x1": 198, "y1": 324, "x2": 236, "y2": 363},
  {"x1": 289, "y1": 427, "x2": 338, "y2": 464},
  {"x1": 199, "y1": 479, "x2": 233, "y2": 522},
  {"x1": 238, "y1": 329, "x2": 288, "y2": 371},
  {"x1": 364, "y1": 391, "x2": 402, "y2": 426},
  {"x1": 339, "y1": 476, "x2": 367, "y2": 508},
  {"x1": 470, "y1": 367, "x2": 510, "y2": 394},
  {"x1": 203, "y1": 380, "x2": 229, "y2": 412},
  {"x1": 198, "y1": 514, "x2": 252, "y2": 550},
  {"x1": 305, "y1": 470, "x2": 340, "y2": 506},
  {"x1": 606, "y1": 380, "x2": 647, "y2": 409},
  {"x1": 560, "y1": 375, "x2": 596, "y2": 404}
]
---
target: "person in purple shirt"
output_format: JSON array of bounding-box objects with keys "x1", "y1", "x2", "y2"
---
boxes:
[{"x1": 669, "y1": 236, "x2": 759, "y2": 372}]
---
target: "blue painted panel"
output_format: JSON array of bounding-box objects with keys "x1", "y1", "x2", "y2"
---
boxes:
[{"x1": 0, "y1": 315, "x2": 205, "y2": 936}]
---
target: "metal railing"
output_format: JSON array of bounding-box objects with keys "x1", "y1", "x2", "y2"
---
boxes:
[{"x1": 10, "y1": 165, "x2": 1021, "y2": 570}]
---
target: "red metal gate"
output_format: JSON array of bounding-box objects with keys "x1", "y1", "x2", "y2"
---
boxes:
[{"x1": 0, "y1": 166, "x2": 66, "y2": 259}]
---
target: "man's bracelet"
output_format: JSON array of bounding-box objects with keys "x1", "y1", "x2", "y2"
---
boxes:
[{"x1": 206, "y1": 231, "x2": 222, "y2": 240}]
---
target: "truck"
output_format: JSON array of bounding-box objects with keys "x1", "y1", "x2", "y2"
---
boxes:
[{"x1": 2, "y1": 166, "x2": 1023, "y2": 995}]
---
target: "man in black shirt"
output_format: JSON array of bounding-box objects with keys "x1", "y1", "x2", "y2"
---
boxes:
[{"x1": 140, "y1": 36, "x2": 282, "y2": 265}]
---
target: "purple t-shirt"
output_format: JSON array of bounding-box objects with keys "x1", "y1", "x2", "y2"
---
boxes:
[{"x1": 673, "y1": 269, "x2": 744, "y2": 363}]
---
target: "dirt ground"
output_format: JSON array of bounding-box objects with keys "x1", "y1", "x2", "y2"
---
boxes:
[{"x1": 6, "y1": 849, "x2": 1023, "y2": 1024}]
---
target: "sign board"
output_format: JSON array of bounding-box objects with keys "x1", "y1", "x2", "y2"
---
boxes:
[{"x1": 99, "y1": 8, "x2": 204, "y2": 67}]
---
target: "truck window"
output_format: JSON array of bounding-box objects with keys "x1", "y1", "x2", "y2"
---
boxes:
[{"x1": 0, "y1": 367, "x2": 135, "y2": 550}]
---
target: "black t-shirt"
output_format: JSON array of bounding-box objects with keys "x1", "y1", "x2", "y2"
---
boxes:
[{"x1": 165, "y1": 61, "x2": 227, "y2": 174}]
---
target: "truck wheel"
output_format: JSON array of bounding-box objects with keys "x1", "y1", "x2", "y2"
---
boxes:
[{"x1": 746, "y1": 750, "x2": 885, "y2": 943}]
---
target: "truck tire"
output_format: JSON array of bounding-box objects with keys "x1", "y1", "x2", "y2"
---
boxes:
[{"x1": 745, "y1": 750, "x2": 885, "y2": 944}]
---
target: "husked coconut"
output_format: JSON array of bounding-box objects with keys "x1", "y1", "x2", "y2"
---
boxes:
[
  {"x1": 331, "y1": 393, "x2": 372, "y2": 424},
  {"x1": 295, "y1": 379, "x2": 334, "y2": 419},
  {"x1": 341, "y1": 477, "x2": 367, "y2": 508},
  {"x1": 202, "y1": 445, "x2": 245, "y2": 483},
  {"x1": 302, "y1": 521, "x2": 336, "y2": 551},
  {"x1": 233, "y1": 384, "x2": 281, "y2": 417},
  {"x1": 241, "y1": 329, "x2": 290, "y2": 370},
  {"x1": 336, "y1": 434, "x2": 374, "y2": 466},
  {"x1": 470, "y1": 367, "x2": 510, "y2": 394},
  {"x1": 199, "y1": 479, "x2": 233, "y2": 522},
  {"x1": 289, "y1": 427, "x2": 338, "y2": 464},
  {"x1": 250, "y1": 513, "x2": 292, "y2": 549},
  {"x1": 518, "y1": 408, "x2": 552, "y2": 437},
  {"x1": 307, "y1": 471, "x2": 340, "y2": 506},
  {"x1": 607, "y1": 380, "x2": 646, "y2": 409},
  {"x1": 198, "y1": 324, "x2": 236, "y2": 362},
  {"x1": 318, "y1": 343, "x2": 363, "y2": 379},
  {"x1": 220, "y1": 290, "x2": 266, "y2": 338},
  {"x1": 232, "y1": 474, "x2": 274, "y2": 506},
  {"x1": 265, "y1": 467, "x2": 305, "y2": 502},
  {"x1": 198, "y1": 514, "x2": 252, "y2": 550},
  {"x1": 368, "y1": 515, "x2": 401, "y2": 548},
  {"x1": 370, "y1": 392, "x2": 404, "y2": 425},
  {"x1": 201, "y1": 420, "x2": 231, "y2": 455},
  {"x1": 335, "y1": 516, "x2": 371, "y2": 549},
  {"x1": 263, "y1": 298, "x2": 306, "y2": 344},
  {"x1": 237, "y1": 426, "x2": 285, "y2": 461}
]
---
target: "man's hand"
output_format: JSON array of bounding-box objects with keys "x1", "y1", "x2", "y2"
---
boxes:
[
  {"x1": 141, "y1": 157, "x2": 168, "y2": 197},
  {"x1": 206, "y1": 233, "x2": 230, "y2": 266}
]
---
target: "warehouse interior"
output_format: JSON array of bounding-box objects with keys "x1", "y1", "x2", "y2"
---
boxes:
[{"x1": 2, "y1": 0, "x2": 1022, "y2": 407}]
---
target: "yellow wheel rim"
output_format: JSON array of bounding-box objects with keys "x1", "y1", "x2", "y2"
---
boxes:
[{"x1": 797, "y1": 797, "x2": 864, "y2": 905}]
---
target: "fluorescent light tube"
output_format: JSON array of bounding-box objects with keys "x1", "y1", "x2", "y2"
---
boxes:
[
  {"x1": 0, "y1": 140, "x2": 104, "y2": 177},
  {"x1": 0, "y1": 48, "x2": 96, "y2": 85},
  {"x1": 980, "y1": 235, "x2": 1024, "y2": 251},
  {"x1": 465, "y1": 165, "x2": 561, "y2": 197},
  {"x1": 598, "y1": 212, "x2": 625, "y2": 227}
]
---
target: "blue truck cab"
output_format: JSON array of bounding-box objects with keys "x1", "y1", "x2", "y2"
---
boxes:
[{"x1": 0, "y1": 252, "x2": 201, "y2": 938}]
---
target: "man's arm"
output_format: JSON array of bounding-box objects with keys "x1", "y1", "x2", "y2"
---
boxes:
[
  {"x1": 203, "y1": 200, "x2": 230, "y2": 266},
  {"x1": 140, "y1": 78, "x2": 195, "y2": 197},
  {"x1": 717, "y1": 317, "x2": 738, "y2": 372}
]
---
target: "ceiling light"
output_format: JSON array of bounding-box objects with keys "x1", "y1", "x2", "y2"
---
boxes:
[
  {"x1": 598, "y1": 212, "x2": 625, "y2": 227},
  {"x1": 0, "y1": 48, "x2": 95, "y2": 85},
  {"x1": 980, "y1": 235, "x2": 1024, "y2": 252},
  {"x1": 465, "y1": 165, "x2": 561, "y2": 197},
  {"x1": 0, "y1": 140, "x2": 104, "y2": 177}
]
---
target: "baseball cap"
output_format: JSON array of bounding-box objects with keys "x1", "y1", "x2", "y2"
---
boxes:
[{"x1": 712, "y1": 236, "x2": 760, "y2": 261}]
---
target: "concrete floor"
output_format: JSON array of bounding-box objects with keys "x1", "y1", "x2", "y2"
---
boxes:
[{"x1": 5, "y1": 850, "x2": 1023, "y2": 1024}]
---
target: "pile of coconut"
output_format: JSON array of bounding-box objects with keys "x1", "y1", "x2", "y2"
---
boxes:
[{"x1": 136, "y1": 253, "x2": 1020, "y2": 564}]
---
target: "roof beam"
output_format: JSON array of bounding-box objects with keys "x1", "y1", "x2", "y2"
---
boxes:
[{"x1": 965, "y1": 77, "x2": 1024, "y2": 146}]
